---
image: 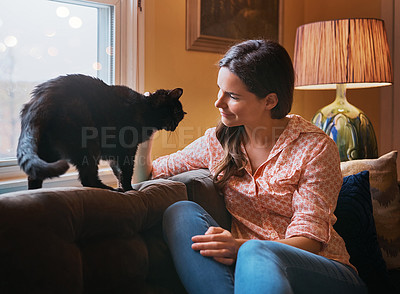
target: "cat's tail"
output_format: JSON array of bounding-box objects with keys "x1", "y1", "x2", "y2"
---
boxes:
[{"x1": 17, "y1": 125, "x2": 69, "y2": 181}]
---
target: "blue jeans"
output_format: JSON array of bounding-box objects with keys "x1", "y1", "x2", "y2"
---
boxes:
[{"x1": 163, "y1": 201, "x2": 367, "y2": 294}]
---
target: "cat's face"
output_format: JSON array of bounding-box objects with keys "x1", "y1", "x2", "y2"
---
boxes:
[{"x1": 149, "y1": 88, "x2": 186, "y2": 131}]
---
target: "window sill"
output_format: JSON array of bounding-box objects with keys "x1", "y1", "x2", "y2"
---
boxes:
[{"x1": 0, "y1": 167, "x2": 117, "y2": 194}]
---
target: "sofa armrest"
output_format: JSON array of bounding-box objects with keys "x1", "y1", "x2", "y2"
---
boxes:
[{"x1": 169, "y1": 169, "x2": 231, "y2": 230}]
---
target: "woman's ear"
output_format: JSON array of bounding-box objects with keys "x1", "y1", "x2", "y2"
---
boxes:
[{"x1": 265, "y1": 93, "x2": 278, "y2": 110}]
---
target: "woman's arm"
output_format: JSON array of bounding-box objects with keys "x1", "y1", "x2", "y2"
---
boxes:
[
  {"x1": 276, "y1": 236, "x2": 322, "y2": 254},
  {"x1": 133, "y1": 128, "x2": 215, "y2": 181},
  {"x1": 191, "y1": 227, "x2": 321, "y2": 266},
  {"x1": 151, "y1": 128, "x2": 215, "y2": 179},
  {"x1": 133, "y1": 135, "x2": 154, "y2": 183},
  {"x1": 286, "y1": 137, "x2": 342, "y2": 249}
]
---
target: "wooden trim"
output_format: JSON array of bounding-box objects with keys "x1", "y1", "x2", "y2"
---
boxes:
[
  {"x1": 393, "y1": 0, "x2": 400, "y2": 180},
  {"x1": 380, "y1": 0, "x2": 394, "y2": 155},
  {"x1": 380, "y1": 0, "x2": 400, "y2": 179},
  {"x1": 186, "y1": 0, "x2": 237, "y2": 53},
  {"x1": 186, "y1": 0, "x2": 283, "y2": 54}
]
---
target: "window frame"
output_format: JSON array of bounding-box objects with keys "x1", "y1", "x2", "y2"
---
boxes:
[{"x1": 0, "y1": 0, "x2": 145, "y2": 193}]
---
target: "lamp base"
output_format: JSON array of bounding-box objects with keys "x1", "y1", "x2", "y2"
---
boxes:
[{"x1": 311, "y1": 85, "x2": 378, "y2": 161}]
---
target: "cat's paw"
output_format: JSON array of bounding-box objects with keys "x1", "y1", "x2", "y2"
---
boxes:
[{"x1": 115, "y1": 186, "x2": 136, "y2": 192}]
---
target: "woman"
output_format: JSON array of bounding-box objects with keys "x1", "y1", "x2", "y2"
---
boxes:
[{"x1": 140, "y1": 40, "x2": 367, "y2": 294}]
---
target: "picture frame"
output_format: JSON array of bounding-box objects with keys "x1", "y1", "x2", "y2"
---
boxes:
[{"x1": 186, "y1": 0, "x2": 283, "y2": 54}]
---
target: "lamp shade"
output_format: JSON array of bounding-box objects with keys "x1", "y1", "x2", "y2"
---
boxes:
[{"x1": 293, "y1": 18, "x2": 393, "y2": 89}]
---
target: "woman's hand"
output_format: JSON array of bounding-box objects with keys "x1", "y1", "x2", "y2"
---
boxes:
[{"x1": 191, "y1": 226, "x2": 241, "y2": 265}]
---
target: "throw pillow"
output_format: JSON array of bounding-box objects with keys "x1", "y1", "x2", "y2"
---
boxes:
[
  {"x1": 334, "y1": 171, "x2": 389, "y2": 291},
  {"x1": 340, "y1": 151, "x2": 400, "y2": 269}
]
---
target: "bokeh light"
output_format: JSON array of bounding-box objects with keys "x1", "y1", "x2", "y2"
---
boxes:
[
  {"x1": 45, "y1": 28, "x2": 56, "y2": 37},
  {"x1": 69, "y1": 16, "x2": 83, "y2": 29},
  {"x1": 56, "y1": 6, "x2": 70, "y2": 18},
  {"x1": 0, "y1": 43, "x2": 6, "y2": 53},
  {"x1": 92, "y1": 62, "x2": 102, "y2": 71},
  {"x1": 47, "y1": 46, "x2": 59, "y2": 57},
  {"x1": 106, "y1": 46, "x2": 113, "y2": 56},
  {"x1": 4, "y1": 35, "x2": 18, "y2": 47}
]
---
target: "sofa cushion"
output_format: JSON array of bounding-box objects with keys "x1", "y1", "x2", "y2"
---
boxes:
[
  {"x1": 334, "y1": 171, "x2": 390, "y2": 292},
  {"x1": 340, "y1": 151, "x2": 400, "y2": 269}
]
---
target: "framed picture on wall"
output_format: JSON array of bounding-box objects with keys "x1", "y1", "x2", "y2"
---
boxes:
[{"x1": 186, "y1": 0, "x2": 282, "y2": 54}]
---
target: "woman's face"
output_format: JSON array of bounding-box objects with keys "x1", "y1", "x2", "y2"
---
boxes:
[{"x1": 215, "y1": 67, "x2": 268, "y2": 128}]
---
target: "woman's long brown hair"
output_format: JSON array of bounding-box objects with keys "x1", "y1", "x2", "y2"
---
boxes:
[
  {"x1": 213, "y1": 122, "x2": 246, "y2": 188},
  {"x1": 212, "y1": 40, "x2": 294, "y2": 189}
]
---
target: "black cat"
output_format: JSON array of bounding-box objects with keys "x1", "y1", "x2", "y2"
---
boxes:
[{"x1": 17, "y1": 74, "x2": 185, "y2": 191}]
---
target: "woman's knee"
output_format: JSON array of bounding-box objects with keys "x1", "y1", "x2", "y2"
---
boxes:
[
  {"x1": 235, "y1": 240, "x2": 292, "y2": 293},
  {"x1": 238, "y1": 239, "x2": 265, "y2": 254},
  {"x1": 163, "y1": 201, "x2": 211, "y2": 236},
  {"x1": 163, "y1": 201, "x2": 219, "y2": 248},
  {"x1": 163, "y1": 201, "x2": 202, "y2": 223},
  {"x1": 238, "y1": 240, "x2": 275, "y2": 256},
  {"x1": 237, "y1": 240, "x2": 287, "y2": 267},
  {"x1": 239, "y1": 239, "x2": 292, "y2": 254}
]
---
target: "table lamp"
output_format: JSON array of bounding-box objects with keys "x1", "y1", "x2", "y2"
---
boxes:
[{"x1": 293, "y1": 18, "x2": 393, "y2": 161}]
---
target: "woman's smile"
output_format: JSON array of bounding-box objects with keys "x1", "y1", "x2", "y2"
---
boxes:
[{"x1": 220, "y1": 111, "x2": 234, "y2": 118}]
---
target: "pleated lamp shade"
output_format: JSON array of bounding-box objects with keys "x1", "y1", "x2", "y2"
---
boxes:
[
  {"x1": 293, "y1": 18, "x2": 393, "y2": 161},
  {"x1": 294, "y1": 18, "x2": 393, "y2": 90}
]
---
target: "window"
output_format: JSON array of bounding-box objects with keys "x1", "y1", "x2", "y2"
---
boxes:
[
  {"x1": 0, "y1": 0, "x2": 144, "y2": 193},
  {"x1": 0, "y1": 0, "x2": 114, "y2": 160}
]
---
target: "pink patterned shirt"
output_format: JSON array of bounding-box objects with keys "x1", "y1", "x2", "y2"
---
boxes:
[{"x1": 152, "y1": 114, "x2": 353, "y2": 269}]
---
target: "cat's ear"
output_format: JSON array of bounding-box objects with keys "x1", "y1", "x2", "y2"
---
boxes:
[{"x1": 169, "y1": 88, "x2": 183, "y2": 100}]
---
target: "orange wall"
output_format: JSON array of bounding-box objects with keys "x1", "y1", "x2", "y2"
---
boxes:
[
  {"x1": 145, "y1": 0, "x2": 221, "y2": 159},
  {"x1": 144, "y1": 0, "x2": 384, "y2": 159}
]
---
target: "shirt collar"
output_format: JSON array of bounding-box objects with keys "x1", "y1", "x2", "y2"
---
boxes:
[
  {"x1": 267, "y1": 114, "x2": 325, "y2": 161},
  {"x1": 240, "y1": 114, "x2": 325, "y2": 175}
]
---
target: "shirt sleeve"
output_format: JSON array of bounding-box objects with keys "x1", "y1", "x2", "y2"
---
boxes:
[
  {"x1": 285, "y1": 137, "x2": 342, "y2": 246},
  {"x1": 151, "y1": 128, "x2": 215, "y2": 178}
]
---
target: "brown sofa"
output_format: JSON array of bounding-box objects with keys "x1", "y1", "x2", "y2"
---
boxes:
[
  {"x1": 0, "y1": 170, "x2": 230, "y2": 294},
  {"x1": 0, "y1": 168, "x2": 399, "y2": 293}
]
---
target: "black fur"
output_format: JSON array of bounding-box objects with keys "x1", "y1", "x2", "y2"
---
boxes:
[{"x1": 17, "y1": 74, "x2": 185, "y2": 191}]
